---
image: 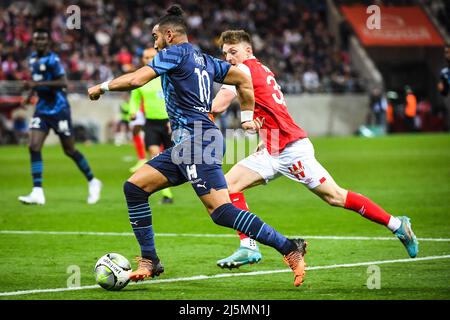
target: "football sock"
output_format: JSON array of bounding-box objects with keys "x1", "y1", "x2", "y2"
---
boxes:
[
  {"x1": 345, "y1": 191, "x2": 401, "y2": 232},
  {"x1": 123, "y1": 181, "x2": 158, "y2": 261},
  {"x1": 229, "y1": 192, "x2": 258, "y2": 249},
  {"x1": 210, "y1": 203, "x2": 295, "y2": 255},
  {"x1": 69, "y1": 150, "x2": 94, "y2": 182},
  {"x1": 133, "y1": 134, "x2": 146, "y2": 160},
  {"x1": 30, "y1": 150, "x2": 43, "y2": 187},
  {"x1": 161, "y1": 187, "x2": 173, "y2": 199},
  {"x1": 241, "y1": 237, "x2": 259, "y2": 250}
]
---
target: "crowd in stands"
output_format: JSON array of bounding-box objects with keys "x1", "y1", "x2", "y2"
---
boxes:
[
  {"x1": 0, "y1": 0, "x2": 366, "y2": 93},
  {"x1": 423, "y1": 0, "x2": 450, "y2": 36}
]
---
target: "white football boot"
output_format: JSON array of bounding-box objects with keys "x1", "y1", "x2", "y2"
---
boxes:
[
  {"x1": 87, "y1": 178, "x2": 102, "y2": 204},
  {"x1": 18, "y1": 187, "x2": 46, "y2": 205}
]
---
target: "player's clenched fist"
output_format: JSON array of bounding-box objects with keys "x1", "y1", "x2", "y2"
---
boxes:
[
  {"x1": 242, "y1": 116, "x2": 265, "y2": 133},
  {"x1": 88, "y1": 84, "x2": 103, "y2": 100}
]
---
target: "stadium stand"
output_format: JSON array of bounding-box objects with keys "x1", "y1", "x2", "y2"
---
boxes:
[{"x1": 0, "y1": 0, "x2": 365, "y2": 93}]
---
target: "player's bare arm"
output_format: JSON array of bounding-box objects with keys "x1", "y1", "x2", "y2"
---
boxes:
[
  {"x1": 88, "y1": 66, "x2": 157, "y2": 100},
  {"x1": 22, "y1": 75, "x2": 67, "y2": 107},
  {"x1": 221, "y1": 65, "x2": 263, "y2": 131},
  {"x1": 24, "y1": 75, "x2": 67, "y2": 90},
  {"x1": 222, "y1": 65, "x2": 253, "y2": 112},
  {"x1": 211, "y1": 87, "x2": 236, "y2": 115}
]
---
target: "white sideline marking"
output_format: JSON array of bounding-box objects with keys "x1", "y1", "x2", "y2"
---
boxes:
[
  {"x1": 0, "y1": 230, "x2": 449, "y2": 242},
  {"x1": 0, "y1": 254, "x2": 449, "y2": 297}
]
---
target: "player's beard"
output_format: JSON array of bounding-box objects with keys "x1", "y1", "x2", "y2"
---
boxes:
[{"x1": 161, "y1": 38, "x2": 169, "y2": 50}]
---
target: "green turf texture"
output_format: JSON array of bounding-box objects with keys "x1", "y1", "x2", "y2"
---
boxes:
[{"x1": 0, "y1": 134, "x2": 449, "y2": 300}]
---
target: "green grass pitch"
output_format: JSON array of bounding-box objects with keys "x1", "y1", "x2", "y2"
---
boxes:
[{"x1": 0, "y1": 134, "x2": 449, "y2": 300}]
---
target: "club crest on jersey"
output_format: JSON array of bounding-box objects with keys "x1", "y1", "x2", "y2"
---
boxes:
[{"x1": 288, "y1": 161, "x2": 306, "y2": 180}]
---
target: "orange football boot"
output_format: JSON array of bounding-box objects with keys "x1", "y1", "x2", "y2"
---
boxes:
[
  {"x1": 283, "y1": 239, "x2": 308, "y2": 287},
  {"x1": 129, "y1": 256, "x2": 164, "y2": 282}
]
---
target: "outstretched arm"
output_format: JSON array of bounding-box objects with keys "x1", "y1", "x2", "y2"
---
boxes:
[{"x1": 88, "y1": 66, "x2": 157, "y2": 100}]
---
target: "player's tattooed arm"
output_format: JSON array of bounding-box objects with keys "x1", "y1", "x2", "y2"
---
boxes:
[{"x1": 88, "y1": 66, "x2": 157, "y2": 100}]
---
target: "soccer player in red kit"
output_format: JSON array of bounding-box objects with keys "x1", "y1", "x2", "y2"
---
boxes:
[{"x1": 213, "y1": 30, "x2": 419, "y2": 269}]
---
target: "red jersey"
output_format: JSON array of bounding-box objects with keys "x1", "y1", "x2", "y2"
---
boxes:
[{"x1": 242, "y1": 58, "x2": 307, "y2": 154}]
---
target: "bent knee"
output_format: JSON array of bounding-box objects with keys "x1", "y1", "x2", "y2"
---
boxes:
[
  {"x1": 224, "y1": 175, "x2": 243, "y2": 194},
  {"x1": 227, "y1": 183, "x2": 243, "y2": 195}
]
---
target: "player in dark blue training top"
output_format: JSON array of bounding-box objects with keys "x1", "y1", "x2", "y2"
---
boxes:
[
  {"x1": 438, "y1": 44, "x2": 450, "y2": 97},
  {"x1": 88, "y1": 5, "x2": 307, "y2": 287},
  {"x1": 19, "y1": 28, "x2": 102, "y2": 205}
]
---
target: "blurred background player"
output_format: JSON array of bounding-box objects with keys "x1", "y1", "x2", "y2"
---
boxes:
[
  {"x1": 18, "y1": 28, "x2": 102, "y2": 205},
  {"x1": 404, "y1": 85, "x2": 417, "y2": 132},
  {"x1": 114, "y1": 93, "x2": 131, "y2": 146},
  {"x1": 128, "y1": 47, "x2": 174, "y2": 203},
  {"x1": 438, "y1": 44, "x2": 450, "y2": 97},
  {"x1": 212, "y1": 30, "x2": 418, "y2": 269},
  {"x1": 88, "y1": 5, "x2": 308, "y2": 287},
  {"x1": 127, "y1": 94, "x2": 147, "y2": 173}
]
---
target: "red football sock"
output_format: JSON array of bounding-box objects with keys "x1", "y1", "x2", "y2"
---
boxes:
[
  {"x1": 230, "y1": 192, "x2": 250, "y2": 240},
  {"x1": 344, "y1": 191, "x2": 391, "y2": 226},
  {"x1": 133, "y1": 134, "x2": 146, "y2": 160}
]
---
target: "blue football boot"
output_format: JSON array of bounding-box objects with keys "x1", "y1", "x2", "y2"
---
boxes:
[
  {"x1": 217, "y1": 247, "x2": 262, "y2": 269},
  {"x1": 394, "y1": 216, "x2": 419, "y2": 258}
]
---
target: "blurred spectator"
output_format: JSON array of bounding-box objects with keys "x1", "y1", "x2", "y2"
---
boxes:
[
  {"x1": 303, "y1": 65, "x2": 320, "y2": 93},
  {"x1": 1, "y1": 54, "x2": 18, "y2": 80},
  {"x1": 0, "y1": 0, "x2": 365, "y2": 94},
  {"x1": 12, "y1": 111, "x2": 29, "y2": 144},
  {"x1": 386, "y1": 91, "x2": 398, "y2": 133},
  {"x1": 404, "y1": 85, "x2": 417, "y2": 132},
  {"x1": 367, "y1": 87, "x2": 388, "y2": 127}
]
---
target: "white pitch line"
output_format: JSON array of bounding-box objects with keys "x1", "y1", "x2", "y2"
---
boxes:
[
  {"x1": 0, "y1": 230, "x2": 449, "y2": 242},
  {"x1": 0, "y1": 254, "x2": 449, "y2": 297}
]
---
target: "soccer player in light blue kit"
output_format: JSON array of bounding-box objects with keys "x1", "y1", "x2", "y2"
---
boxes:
[
  {"x1": 19, "y1": 28, "x2": 102, "y2": 205},
  {"x1": 88, "y1": 5, "x2": 308, "y2": 287}
]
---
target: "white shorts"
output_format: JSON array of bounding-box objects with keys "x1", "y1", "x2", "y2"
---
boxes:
[
  {"x1": 129, "y1": 110, "x2": 146, "y2": 128},
  {"x1": 237, "y1": 138, "x2": 330, "y2": 189}
]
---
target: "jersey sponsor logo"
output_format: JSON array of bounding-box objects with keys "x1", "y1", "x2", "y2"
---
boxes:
[
  {"x1": 288, "y1": 161, "x2": 306, "y2": 180},
  {"x1": 193, "y1": 105, "x2": 210, "y2": 113}
]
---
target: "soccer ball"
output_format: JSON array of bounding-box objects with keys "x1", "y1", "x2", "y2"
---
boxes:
[{"x1": 94, "y1": 253, "x2": 132, "y2": 291}]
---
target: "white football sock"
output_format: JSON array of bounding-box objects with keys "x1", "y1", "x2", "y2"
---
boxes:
[
  {"x1": 388, "y1": 216, "x2": 402, "y2": 232},
  {"x1": 241, "y1": 237, "x2": 259, "y2": 250}
]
